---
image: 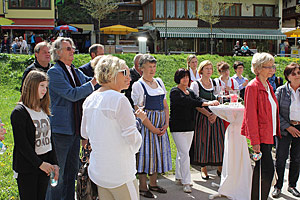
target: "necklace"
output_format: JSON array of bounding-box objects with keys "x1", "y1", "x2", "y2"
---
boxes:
[{"x1": 143, "y1": 77, "x2": 154, "y2": 85}]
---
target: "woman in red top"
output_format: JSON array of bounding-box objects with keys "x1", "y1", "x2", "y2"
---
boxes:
[{"x1": 241, "y1": 52, "x2": 280, "y2": 200}]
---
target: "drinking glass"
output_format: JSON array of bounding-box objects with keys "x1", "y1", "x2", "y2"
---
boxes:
[{"x1": 229, "y1": 90, "x2": 240, "y2": 106}]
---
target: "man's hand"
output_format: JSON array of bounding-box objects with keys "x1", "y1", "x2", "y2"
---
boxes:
[{"x1": 286, "y1": 126, "x2": 300, "y2": 137}]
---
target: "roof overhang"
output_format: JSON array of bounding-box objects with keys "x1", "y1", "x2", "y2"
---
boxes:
[
  {"x1": 157, "y1": 27, "x2": 286, "y2": 40},
  {"x1": 1, "y1": 25, "x2": 54, "y2": 30}
]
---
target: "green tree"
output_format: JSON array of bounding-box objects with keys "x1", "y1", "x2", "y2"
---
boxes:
[
  {"x1": 197, "y1": 0, "x2": 232, "y2": 54},
  {"x1": 80, "y1": 0, "x2": 118, "y2": 43}
]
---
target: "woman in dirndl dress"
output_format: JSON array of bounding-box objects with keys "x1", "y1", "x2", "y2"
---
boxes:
[
  {"x1": 190, "y1": 60, "x2": 225, "y2": 180},
  {"x1": 132, "y1": 54, "x2": 172, "y2": 198}
]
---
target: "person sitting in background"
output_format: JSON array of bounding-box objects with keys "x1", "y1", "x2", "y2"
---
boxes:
[
  {"x1": 233, "y1": 41, "x2": 241, "y2": 56},
  {"x1": 19, "y1": 36, "x2": 28, "y2": 54},
  {"x1": 241, "y1": 42, "x2": 253, "y2": 56},
  {"x1": 272, "y1": 63, "x2": 300, "y2": 198},
  {"x1": 268, "y1": 66, "x2": 283, "y2": 93},
  {"x1": 187, "y1": 55, "x2": 200, "y2": 82},
  {"x1": 81, "y1": 55, "x2": 142, "y2": 200},
  {"x1": 12, "y1": 37, "x2": 20, "y2": 54},
  {"x1": 170, "y1": 68, "x2": 219, "y2": 193},
  {"x1": 232, "y1": 61, "x2": 249, "y2": 99}
]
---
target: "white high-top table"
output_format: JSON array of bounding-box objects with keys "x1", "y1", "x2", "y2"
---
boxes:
[{"x1": 208, "y1": 104, "x2": 252, "y2": 200}]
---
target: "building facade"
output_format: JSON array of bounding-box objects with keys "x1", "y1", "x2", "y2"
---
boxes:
[{"x1": 141, "y1": 0, "x2": 286, "y2": 55}]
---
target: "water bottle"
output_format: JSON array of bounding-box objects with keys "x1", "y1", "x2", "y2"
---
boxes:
[
  {"x1": 0, "y1": 118, "x2": 7, "y2": 154},
  {"x1": 50, "y1": 171, "x2": 58, "y2": 187}
]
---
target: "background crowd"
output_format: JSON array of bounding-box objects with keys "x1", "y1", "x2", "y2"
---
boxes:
[{"x1": 2, "y1": 36, "x2": 300, "y2": 200}]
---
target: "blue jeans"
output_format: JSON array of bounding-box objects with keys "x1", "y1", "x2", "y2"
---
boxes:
[
  {"x1": 46, "y1": 133, "x2": 80, "y2": 200},
  {"x1": 12, "y1": 44, "x2": 18, "y2": 54}
]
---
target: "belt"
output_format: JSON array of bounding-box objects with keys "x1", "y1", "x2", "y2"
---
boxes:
[{"x1": 290, "y1": 120, "x2": 300, "y2": 126}]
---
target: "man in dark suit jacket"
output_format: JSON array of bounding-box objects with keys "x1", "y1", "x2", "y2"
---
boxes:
[
  {"x1": 21, "y1": 41, "x2": 52, "y2": 92},
  {"x1": 124, "y1": 54, "x2": 143, "y2": 107},
  {"x1": 79, "y1": 43, "x2": 104, "y2": 77},
  {"x1": 46, "y1": 37, "x2": 97, "y2": 200}
]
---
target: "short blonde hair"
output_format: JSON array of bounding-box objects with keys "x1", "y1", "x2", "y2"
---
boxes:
[
  {"x1": 251, "y1": 53, "x2": 275, "y2": 75},
  {"x1": 186, "y1": 55, "x2": 197, "y2": 69},
  {"x1": 90, "y1": 55, "x2": 103, "y2": 69},
  {"x1": 198, "y1": 60, "x2": 213, "y2": 74},
  {"x1": 94, "y1": 55, "x2": 127, "y2": 84}
]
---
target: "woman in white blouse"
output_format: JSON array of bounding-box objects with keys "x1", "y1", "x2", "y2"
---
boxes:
[
  {"x1": 132, "y1": 54, "x2": 172, "y2": 198},
  {"x1": 187, "y1": 55, "x2": 200, "y2": 82},
  {"x1": 81, "y1": 55, "x2": 143, "y2": 200},
  {"x1": 214, "y1": 61, "x2": 239, "y2": 95}
]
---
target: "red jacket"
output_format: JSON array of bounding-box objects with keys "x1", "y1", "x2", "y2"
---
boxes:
[{"x1": 241, "y1": 77, "x2": 281, "y2": 145}]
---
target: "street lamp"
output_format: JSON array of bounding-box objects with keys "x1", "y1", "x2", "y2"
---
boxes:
[{"x1": 138, "y1": 36, "x2": 147, "y2": 54}]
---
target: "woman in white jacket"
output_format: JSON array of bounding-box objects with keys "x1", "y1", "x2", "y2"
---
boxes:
[{"x1": 81, "y1": 55, "x2": 143, "y2": 200}]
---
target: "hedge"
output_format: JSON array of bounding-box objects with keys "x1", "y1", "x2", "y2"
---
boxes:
[{"x1": 1, "y1": 53, "x2": 298, "y2": 92}]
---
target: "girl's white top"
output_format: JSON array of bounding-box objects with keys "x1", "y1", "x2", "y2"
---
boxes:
[{"x1": 81, "y1": 90, "x2": 142, "y2": 188}]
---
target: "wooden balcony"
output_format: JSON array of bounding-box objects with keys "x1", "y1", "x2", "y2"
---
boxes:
[
  {"x1": 198, "y1": 16, "x2": 280, "y2": 29},
  {"x1": 283, "y1": 6, "x2": 300, "y2": 20}
]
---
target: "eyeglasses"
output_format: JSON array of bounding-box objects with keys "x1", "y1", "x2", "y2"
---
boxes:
[
  {"x1": 262, "y1": 65, "x2": 276, "y2": 70},
  {"x1": 118, "y1": 69, "x2": 129, "y2": 77},
  {"x1": 62, "y1": 46, "x2": 75, "y2": 51},
  {"x1": 291, "y1": 71, "x2": 300, "y2": 76}
]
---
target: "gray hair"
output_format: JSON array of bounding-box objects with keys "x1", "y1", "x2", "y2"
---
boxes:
[
  {"x1": 34, "y1": 41, "x2": 50, "y2": 54},
  {"x1": 138, "y1": 54, "x2": 157, "y2": 69},
  {"x1": 50, "y1": 37, "x2": 75, "y2": 62},
  {"x1": 251, "y1": 52, "x2": 275, "y2": 75},
  {"x1": 94, "y1": 55, "x2": 127, "y2": 84},
  {"x1": 89, "y1": 44, "x2": 104, "y2": 56}
]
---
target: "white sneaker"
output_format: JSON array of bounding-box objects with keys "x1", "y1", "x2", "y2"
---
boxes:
[{"x1": 183, "y1": 185, "x2": 192, "y2": 193}]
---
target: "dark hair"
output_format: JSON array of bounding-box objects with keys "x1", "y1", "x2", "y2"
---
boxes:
[
  {"x1": 284, "y1": 62, "x2": 300, "y2": 83},
  {"x1": 174, "y1": 68, "x2": 191, "y2": 84},
  {"x1": 217, "y1": 61, "x2": 230, "y2": 73},
  {"x1": 233, "y1": 61, "x2": 244, "y2": 70}
]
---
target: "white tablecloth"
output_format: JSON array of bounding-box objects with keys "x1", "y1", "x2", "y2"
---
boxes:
[{"x1": 209, "y1": 104, "x2": 252, "y2": 200}]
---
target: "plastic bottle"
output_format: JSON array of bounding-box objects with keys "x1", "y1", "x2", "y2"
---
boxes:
[{"x1": 50, "y1": 171, "x2": 58, "y2": 187}]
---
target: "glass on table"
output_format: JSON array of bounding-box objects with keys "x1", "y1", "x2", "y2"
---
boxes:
[
  {"x1": 213, "y1": 86, "x2": 225, "y2": 104},
  {"x1": 229, "y1": 90, "x2": 240, "y2": 106}
]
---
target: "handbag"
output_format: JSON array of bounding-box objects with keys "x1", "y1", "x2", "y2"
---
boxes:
[{"x1": 76, "y1": 142, "x2": 98, "y2": 200}]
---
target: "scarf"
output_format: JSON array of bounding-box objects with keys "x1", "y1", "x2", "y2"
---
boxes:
[{"x1": 57, "y1": 60, "x2": 83, "y2": 135}]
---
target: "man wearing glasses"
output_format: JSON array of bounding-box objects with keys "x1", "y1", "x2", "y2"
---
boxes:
[{"x1": 46, "y1": 37, "x2": 97, "y2": 200}]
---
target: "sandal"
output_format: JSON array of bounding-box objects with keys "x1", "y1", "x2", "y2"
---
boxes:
[
  {"x1": 148, "y1": 184, "x2": 167, "y2": 193},
  {"x1": 139, "y1": 190, "x2": 154, "y2": 198}
]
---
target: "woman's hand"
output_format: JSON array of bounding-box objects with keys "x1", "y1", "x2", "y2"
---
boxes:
[
  {"x1": 208, "y1": 113, "x2": 217, "y2": 124},
  {"x1": 252, "y1": 144, "x2": 260, "y2": 153},
  {"x1": 242, "y1": 80, "x2": 249, "y2": 87},
  {"x1": 286, "y1": 126, "x2": 300, "y2": 137},
  {"x1": 159, "y1": 124, "x2": 169, "y2": 136},
  {"x1": 39, "y1": 162, "x2": 54, "y2": 175},
  {"x1": 135, "y1": 109, "x2": 147, "y2": 122},
  {"x1": 53, "y1": 165, "x2": 60, "y2": 181},
  {"x1": 208, "y1": 100, "x2": 219, "y2": 106}
]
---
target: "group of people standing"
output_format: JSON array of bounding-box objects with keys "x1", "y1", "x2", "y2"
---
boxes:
[{"x1": 6, "y1": 35, "x2": 300, "y2": 200}]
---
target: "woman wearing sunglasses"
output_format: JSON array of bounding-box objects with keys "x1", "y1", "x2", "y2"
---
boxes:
[
  {"x1": 81, "y1": 55, "x2": 143, "y2": 200},
  {"x1": 272, "y1": 63, "x2": 300, "y2": 198},
  {"x1": 241, "y1": 53, "x2": 281, "y2": 200},
  {"x1": 132, "y1": 54, "x2": 172, "y2": 198}
]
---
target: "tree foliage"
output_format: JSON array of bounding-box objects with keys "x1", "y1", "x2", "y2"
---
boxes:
[{"x1": 80, "y1": 0, "x2": 118, "y2": 42}]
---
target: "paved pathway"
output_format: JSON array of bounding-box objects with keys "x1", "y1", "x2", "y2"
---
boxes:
[{"x1": 140, "y1": 165, "x2": 299, "y2": 200}]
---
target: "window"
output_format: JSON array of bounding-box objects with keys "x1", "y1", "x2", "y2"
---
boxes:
[
  {"x1": 9, "y1": 0, "x2": 50, "y2": 9},
  {"x1": 219, "y1": 4, "x2": 241, "y2": 16},
  {"x1": 155, "y1": 0, "x2": 196, "y2": 19},
  {"x1": 254, "y1": 5, "x2": 274, "y2": 17}
]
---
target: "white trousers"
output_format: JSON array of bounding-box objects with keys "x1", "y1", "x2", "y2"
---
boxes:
[{"x1": 171, "y1": 131, "x2": 194, "y2": 185}]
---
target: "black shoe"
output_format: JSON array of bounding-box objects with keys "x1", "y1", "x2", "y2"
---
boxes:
[
  {"x1": 216, "y1": 170, "x2": 221, "y2": 177},
  {"x1": 271, "y1": 188, "x2": 281, "y2": 198},
  {"x1": 288, "y1": 187, "x2": 300, "y2": 197},
  {"x1": 201, "y1": 172, "x2": 209, "y2": 180}
]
